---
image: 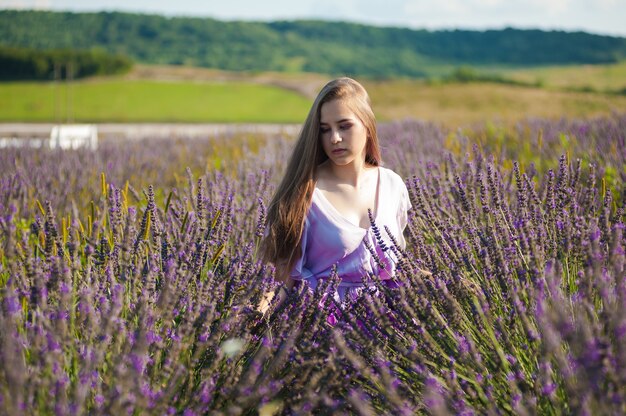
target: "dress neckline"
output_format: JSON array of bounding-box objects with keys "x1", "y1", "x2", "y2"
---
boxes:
[{"x1": 313, "y1": 166, "x2": 382, "y2": 231}]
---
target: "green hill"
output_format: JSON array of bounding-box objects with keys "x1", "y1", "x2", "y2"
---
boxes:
[{"x1": 1, "y1": 10, "x2": 625, "y2": 79}]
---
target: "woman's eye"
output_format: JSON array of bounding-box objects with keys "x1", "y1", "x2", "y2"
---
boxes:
[
  {"x1": 340, "y1": 124, "x2": 352, "y2": 130},
  {"x1": 320, "y1": 127, "x2": 330, "y2": 133}
]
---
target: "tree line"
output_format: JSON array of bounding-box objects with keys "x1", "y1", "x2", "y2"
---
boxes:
[
  {"x1": 0, "y1": 46, "x2": 132, "y2": 80},
  {"x1": 1, "y1": 10, "x2": 625, "y2": 79}
]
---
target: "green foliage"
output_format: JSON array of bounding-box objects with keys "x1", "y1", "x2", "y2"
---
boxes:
[
  {"x1": 0, "y1": 80, "x2": 311, "y2": 122},
  {"x1": 1, "y1": 10, "x2": 625, "y2": 79},
  {"x1": 444, "y1": 66, "x2": 540, "y2": 87},
  {"x1": 0, "y1": 46, "x2": 132, "y2": 81}
]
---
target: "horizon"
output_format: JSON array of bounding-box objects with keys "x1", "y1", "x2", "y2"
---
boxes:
[{"x1": 1, "y1": 0, "x2": 625, "y2": 38}]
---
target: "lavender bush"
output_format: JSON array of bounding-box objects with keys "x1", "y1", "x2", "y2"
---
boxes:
[{"x1": 0, "y1": 113, "x2": 624, "y2": 415}]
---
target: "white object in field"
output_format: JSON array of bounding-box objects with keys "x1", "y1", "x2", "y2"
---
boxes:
[{"x1": 50, "y1": 125, "x2": 98, "y2": 150}]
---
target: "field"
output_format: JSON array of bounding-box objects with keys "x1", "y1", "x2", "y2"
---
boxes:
[
  {"x1": 364, "y1": 80, "x2": 626, "y2": 126},
  {"x1": 0, "y1": 78, "x2": 312, "y2": 123},
  {"x1": 2, "y1": 63, "x2": 626, "y2": 126},
  {"x1": 1, "y1": 110, "x2": 625, "y2": 414},
  {"x1": 502, "y1": 61, "x2": 626, "y2": 92}
]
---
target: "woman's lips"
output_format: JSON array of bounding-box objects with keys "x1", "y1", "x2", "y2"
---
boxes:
[{"x1": 332, "y1": 149, "x2": 346, "y2": 154}]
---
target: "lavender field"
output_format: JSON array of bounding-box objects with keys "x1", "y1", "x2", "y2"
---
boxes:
[{"x1": 1, "y1": 113, "x2": 625, "y2": 415}]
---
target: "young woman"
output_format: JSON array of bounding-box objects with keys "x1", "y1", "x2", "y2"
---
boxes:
[{"x1": 261, "y1": 77, "x2": 411, "y2": 303}]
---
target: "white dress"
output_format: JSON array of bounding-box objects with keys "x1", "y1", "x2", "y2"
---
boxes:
[{"x1": 290, "y1": 166, "x2": 412, "y2": 301}]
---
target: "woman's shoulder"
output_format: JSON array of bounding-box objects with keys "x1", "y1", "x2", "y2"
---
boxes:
[
  {"x1": 379, "y1": 166, "x2": 411, "y2": 213},
  {"x1": 379, "y1": 166, "x2": 407, "y2": 189}
]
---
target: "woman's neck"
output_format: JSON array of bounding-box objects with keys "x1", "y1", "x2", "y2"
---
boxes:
[{"x1": 327, "y1": 157, "x2": 373, "y2": 188}]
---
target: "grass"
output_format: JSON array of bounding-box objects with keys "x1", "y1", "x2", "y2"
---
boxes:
[
  {"x1": 1, "y1": 63, "x2": 626, "y2": 126},
  {"x1": 500, "y1": 61, "x2": 626, "y2": 92},
  {"x1": 0, "y1": 79, "x2": 312, "y2": 123},
  {"x1": 364, "y1": 79, "x2": 626, "y2": 126}
]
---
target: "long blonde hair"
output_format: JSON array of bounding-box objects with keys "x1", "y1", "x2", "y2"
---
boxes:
[{"x1": 261, "y1": 77, "x2": 382, "y2": 281}]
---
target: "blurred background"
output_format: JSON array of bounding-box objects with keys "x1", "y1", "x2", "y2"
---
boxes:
[{"x1": 1, "y1": 0, "x2": 625, "y2": 138}]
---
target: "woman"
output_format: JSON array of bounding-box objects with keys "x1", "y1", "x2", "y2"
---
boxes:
[{"x1": 261, "y1": 77, "x2": 411, "y2": 304}]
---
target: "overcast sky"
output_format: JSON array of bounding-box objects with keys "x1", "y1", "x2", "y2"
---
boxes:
[{"x1": 2, "y1": 0, "x2": 625, "y2": 37}]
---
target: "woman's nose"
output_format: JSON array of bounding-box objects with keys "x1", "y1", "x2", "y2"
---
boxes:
[{"x1": 331, "y1": 130, "x2": 342, "y2": 143}]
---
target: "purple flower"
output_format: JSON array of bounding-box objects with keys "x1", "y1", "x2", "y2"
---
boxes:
[
  {"x1": 129, "y1": 353, "x2": 148, "y2": 374},
  {"x1": 542, "y1": 383, "x2": 557, "y2": 396},
  {"x1": 60, "y1": 281, "x2": 71, "y2": 294},
  {"x1": 4, "y1": 294, "x2": 21, "y2": 316},
  {"x1": 46, "y1": 333, "x2": 61, "y2": 352},
  {"x1": 456, "y1": 334, "x2": 470, "y2": 356},
  {"x1": 146, "y1": 330, "x2": 163, "y2": 344}
]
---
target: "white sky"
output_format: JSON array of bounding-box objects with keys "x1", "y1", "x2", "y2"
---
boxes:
[{"x1": 1, "y1": 0, "x2": 625, "y2": 37}]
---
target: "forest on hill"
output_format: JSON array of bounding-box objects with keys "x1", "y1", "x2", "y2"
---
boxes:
[
  {"x1": 0, "y1": 46, "x2": 132, "y2": 80},
  {"x1": 1, "y1": 10, "x2": 626, "y2": 79}
]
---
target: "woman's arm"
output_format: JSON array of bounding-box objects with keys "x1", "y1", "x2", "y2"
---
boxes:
[{"x1": 257, "y1": 262, "x2": 294, "y2": 314}]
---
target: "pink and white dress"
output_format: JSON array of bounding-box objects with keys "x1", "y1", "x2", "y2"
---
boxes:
[{"x1": 290, "y1": 166, "x2": 412, "y2": 302}]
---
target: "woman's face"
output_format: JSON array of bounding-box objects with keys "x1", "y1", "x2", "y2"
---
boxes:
[{"x1": 319, "y1": 99, "x2": 369, "y2": 167}]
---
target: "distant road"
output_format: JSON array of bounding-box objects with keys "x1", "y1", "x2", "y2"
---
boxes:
[{"x1": 0, "y1": 123, "x2": 302, "y2": 141}]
